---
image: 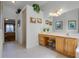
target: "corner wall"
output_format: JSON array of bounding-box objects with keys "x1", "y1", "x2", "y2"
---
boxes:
[
  {"x1": 17, "y1": 5, "x2": 53, "y2": 49},
  {"x1": 3, "y1": 5, "x2": 18, "y2": 42},
  {"x1": 26, "y1": 5, "x2": 44, "y2": 48}
]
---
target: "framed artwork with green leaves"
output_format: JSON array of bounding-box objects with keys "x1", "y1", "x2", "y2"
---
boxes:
[
  {"x1": 68, "y1": 20, "x2": 76, "y2": 30},
  {"x1": 55, "y1": 21, "x2": 63, "y2": 30}
]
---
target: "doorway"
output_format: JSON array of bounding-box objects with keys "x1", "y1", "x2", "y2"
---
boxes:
[{"x1": 4, "y1": 20, "x2": 15, "y2": 42}]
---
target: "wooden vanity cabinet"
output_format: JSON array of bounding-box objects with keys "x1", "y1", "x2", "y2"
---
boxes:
[
  {"x1": 39, "y1": 34, "x2": 77, "y2": 57},
  {"x1": 55, "y1": 37, "x2": 77, "y2": 57},
  {"x1": 56, "y1": 37, "x2": 65, "y2": 54},
  {"x1": 65, "y1": 38, "x2": 77, "y2": 57}
]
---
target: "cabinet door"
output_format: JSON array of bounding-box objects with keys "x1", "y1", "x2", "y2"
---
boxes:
[
  {"x1": 56, "y1": 37, "x2": 65, "y2": 54},
  {"x1": 39, "y1": 35, "x2": 47, "y2": 46},
  {"x1": 65, "y1": 38, "x2": 77, "y2": 57}
]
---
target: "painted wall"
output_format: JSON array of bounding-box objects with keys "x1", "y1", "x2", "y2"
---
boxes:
[
  {"x1": 0, "y1": 2, "x2": 3, "y2": 29},
  {"x1": 0, "y1": 2, "x2": 1, "y2": 20},
  {"x1": 17, "y1": 14, "x2": 22, "y2": 45},
  {"x1": 26, "y1": 5, "x2": 44, "y2": 48},
  {"x1": 17, "y1": 5, "x2": 53, "y2": 49},
  {"x1": 53, "y1": 9, "x2": 78, "y2": 34},
  {"x1": 43, "y1": 13, "x2": 53, "y2": 32},
  {"x1": 0, "y1": 2, "x2": 4, "y2": 57},
  {"x1": 24, "y1": 5, "x2": 52, "y2": 48},
  {"x1": 3, "y1": 5, "x2": 17, "y2": 19},
  {"x1": 0, "y1": 2, "x2": 1, "y2": 29},
  {"x1": 3, "y1": 5, "x2": 19, "y2": 42}
]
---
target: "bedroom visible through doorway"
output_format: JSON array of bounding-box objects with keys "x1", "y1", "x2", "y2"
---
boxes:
[{"x1": 4, "y1": 20, "x2": 15, "y2": 42}]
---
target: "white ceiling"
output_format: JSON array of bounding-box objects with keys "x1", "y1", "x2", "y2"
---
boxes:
[
  {"x1": 3, "y1": 1, "x2": 79, "y2": 16},
  {"x1": 42, "y1": 1, "x2": 79, "y2": 16},
  {"x1": 3, "y1": 1, "x2": 48, "y2": 9}
]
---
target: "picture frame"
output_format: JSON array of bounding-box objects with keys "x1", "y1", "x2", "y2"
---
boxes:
[
  {"x1": 68, "y1": 20, "x2": 76, "y2": 30},
  {"x1": 37, "y1": 18, "x2": 42, "y2": 23},
  {"x1": 49, "y1": 21, "x2": 52, "y2": 25},
  {"x1": 45, "y1": 20, "x2": 49, "y2": 24},
  {"x1": 30, "y1": 17, "x2": 36, "y2": 23},
  {"x1": 55, "y1": 21, "x2": 63, "y2": 30},
  {"x1": 45, "y1": 20, "x2": 52, "y2": 25}
]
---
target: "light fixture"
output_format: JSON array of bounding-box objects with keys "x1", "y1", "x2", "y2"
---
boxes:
[
  {"x1": 49, "y1": 8, "x2": 63, "y2": 17},
  {"x1": 57, "y1": 11, "x2": 61, "y2": 15},
  {"x1": 49, "y1": 13, "x2": 58, "y2": 17},
  {"x1": 11, "y1": 1, "x2": 15, "y2": 3},
  {"x1": 49, "y1": 13, "x2": 53, "y2": 16},
  {"x1": 5, "y1": 18, "x2": 8, "y2": 20},
  {"x1": 57, "y1": 8, "x2": 63, "y2": 15},
  {"x1": 52, "y1": 13, "x2": 59, "y2": 17},
  {"x1": 59, "y1": 8, "x2": 63, "y2": 12}
]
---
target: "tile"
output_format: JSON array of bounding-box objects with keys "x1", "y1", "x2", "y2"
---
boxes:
[{"x1": 2, "y1": 42, "x2": 67, "y2": 58}]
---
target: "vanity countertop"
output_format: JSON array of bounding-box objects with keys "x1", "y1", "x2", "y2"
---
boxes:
[{"x1": 39, "y1": 32, "x2": 79, "y2": 39}]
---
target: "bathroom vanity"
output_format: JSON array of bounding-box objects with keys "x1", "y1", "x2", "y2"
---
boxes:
[{"x1": 38, "y1": 32, "x2": 79, "y2": 57}]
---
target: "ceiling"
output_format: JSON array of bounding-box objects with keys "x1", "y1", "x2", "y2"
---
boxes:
[
  {"x1": 3, "y1": 1, "x2": 48, "y2": 9},
  {"x1": 3, "y1": 1, "x2": 79, "y2": 16},
  {"x1": 42, "y1": 1, "x2": 79, "y2": 16}
]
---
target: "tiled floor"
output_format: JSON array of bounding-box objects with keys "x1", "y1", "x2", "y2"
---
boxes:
[{"x1": 2, "y1": 42, "x2": 67, "y2": 58}]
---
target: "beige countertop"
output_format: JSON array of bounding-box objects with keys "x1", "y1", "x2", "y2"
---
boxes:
[
  {"x1": 39, "y1": 32, "x2": 79, "y2": 39},
  {"x1": 39, "y1": 32, "x2": 79, "y2": 47}
]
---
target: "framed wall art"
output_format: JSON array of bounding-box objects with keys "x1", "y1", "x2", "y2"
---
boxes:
[
  {"x1": 55, "y1": 21, "x2": 63, "y2": 30},
  {"x1": 45, "y1": 20, "x2": 52, "y2": 25},
  {"x1": 45, "y1": 20, "x2": 49, "y2": 25},
  {"x1": 68, "y1": 20, "x2": 76, "y2": 30},
  {"x1": 37, "y1": 18, "x2": 42, "y2": 23},
  {"x1": 30, "y1": 17, "x2": 36, "y2": 23},
  {"x1": 49, "y1": 21, "x2": 52, "y2": 25}
]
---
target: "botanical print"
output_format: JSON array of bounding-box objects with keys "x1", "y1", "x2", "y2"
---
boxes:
[
  {"x1": 30, "y1": 17, "x2": 36, "y2": 23},
  {"x1": 68, "y1": 20, "x2": 76, "y2": 30},
  {"x1": 55, "y1": 21, "x2": 63, "y2": 30},
  {"x1": 37, "y1": 18, "x2": 42, "y2": 23}
]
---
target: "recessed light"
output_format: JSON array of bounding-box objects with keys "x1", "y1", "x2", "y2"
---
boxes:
[{"x1": 11, "y1": 1, "x2": 15, "y2": 3}]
